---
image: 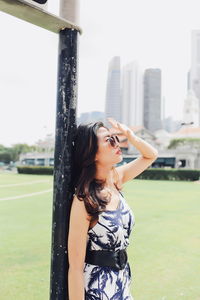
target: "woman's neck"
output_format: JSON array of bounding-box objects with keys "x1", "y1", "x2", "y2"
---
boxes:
[{"x1": 95, "y1": 167, "x2": 115, "y2": 188}]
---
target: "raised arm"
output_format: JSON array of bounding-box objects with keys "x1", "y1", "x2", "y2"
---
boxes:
[
  {"x1": 107, "y1": 117, "x2": 158, "y2": 184},
  {"x1": 116, "y1": 131, "x2": 158, "y2": 183}
]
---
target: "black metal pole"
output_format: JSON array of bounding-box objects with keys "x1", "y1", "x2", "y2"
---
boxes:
[{"x1": 49, "y1": 27, "x2": 79, "y2": 300}]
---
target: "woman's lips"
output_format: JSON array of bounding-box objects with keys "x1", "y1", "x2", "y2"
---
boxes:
[{"x1": 116, "y1": 149, "x2": 122, "y2": 155}]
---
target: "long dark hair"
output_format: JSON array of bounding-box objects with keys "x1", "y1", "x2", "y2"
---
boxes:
[{"x1": 72, "y1": 121, "x2": 121, "y2": 222}]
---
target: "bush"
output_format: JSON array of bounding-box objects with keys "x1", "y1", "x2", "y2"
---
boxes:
[
  {"x1": 16, "y1": 166, "x2": 200, "y2": 181},
  {"x1": 17, "y1": 166, "x2": 53, "y2": 175},
  {"x1": 136, "y1": 168, "x2": 200, "y2": 181}
]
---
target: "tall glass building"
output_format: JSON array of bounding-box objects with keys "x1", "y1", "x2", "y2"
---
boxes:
[
  {"x1": 104, "y1": 56, "x2": 121, "y2": 125},
  {"x1": 143, "y1": 68, "x2": 162, "y2": 132}
]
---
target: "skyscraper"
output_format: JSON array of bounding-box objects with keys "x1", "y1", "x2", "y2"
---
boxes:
[
  {"x1": 121, "y1": 61, "x2": 143, "y2": 127},
  {"x1": 189, "y1": 30, "x2": 200, "y2": 125},
  {"x1": 104, "y1": 56, "x2": 121, "y2": 125},
  {"x1": 143, "y1": 68, "x2": 162, "y2": 132}
]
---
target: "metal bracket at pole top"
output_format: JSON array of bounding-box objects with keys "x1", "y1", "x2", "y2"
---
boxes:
[{"x1": 0, "y1": 0, "x2": 82, "y2": 34}]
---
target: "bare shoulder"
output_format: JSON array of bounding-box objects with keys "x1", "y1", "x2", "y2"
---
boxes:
[{"x1": 70, "y1": 194, "x2": 91, "y2": 223}]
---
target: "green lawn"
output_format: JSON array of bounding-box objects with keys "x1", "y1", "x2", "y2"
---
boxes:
[{"x1": 0, "y1": 172, "x2": 200, "y2": 300}]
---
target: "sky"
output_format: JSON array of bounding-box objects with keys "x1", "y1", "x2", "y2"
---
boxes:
[{"x1": 1, "y1": 0, "x2": 200, "y2": 146}]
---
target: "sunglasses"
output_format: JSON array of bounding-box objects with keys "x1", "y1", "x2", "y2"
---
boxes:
[{"x1": 107, "y1": 135, "x2": 120, "y2": 147}]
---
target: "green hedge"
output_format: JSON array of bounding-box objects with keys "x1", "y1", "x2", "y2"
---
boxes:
[
  {"x1": 17, "y1": 166, "x2": 200, "y2": 181},
  {"x1": 17, "y1": 166, "x2": 53, "y2": 175},
  {"x1": 136, "y1": 168, "x2": 200, "y2": 181}
]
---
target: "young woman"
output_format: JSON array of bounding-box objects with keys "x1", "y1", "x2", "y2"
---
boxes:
[{"x1": 68, "y1": 117, "x2": 158, "y2": 299}]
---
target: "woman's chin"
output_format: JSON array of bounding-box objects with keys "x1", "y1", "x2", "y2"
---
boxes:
[{"x1": 116, "y1": 155, "x2": 123, "y2": 164}]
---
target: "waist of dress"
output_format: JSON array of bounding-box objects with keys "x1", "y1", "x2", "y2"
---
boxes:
[{"x1": 85, "y1": 248, "x2": 128, "y2": 271}]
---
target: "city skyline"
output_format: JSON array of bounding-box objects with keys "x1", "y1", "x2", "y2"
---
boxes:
[{"x1": 1, "y1": 0, "x2": 200, "y2": 146}]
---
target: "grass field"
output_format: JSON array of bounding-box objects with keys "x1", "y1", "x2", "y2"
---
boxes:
[{"x1": 0, "y1": 172, "x2": 200, "y2": 300}]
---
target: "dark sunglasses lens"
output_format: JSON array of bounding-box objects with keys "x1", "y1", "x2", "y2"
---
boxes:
[
  {"x1": 109, "y1": 137, "x2": 115, "y2": 147},
  {"x1": 115, "y1": 135, "x2": 120, "y2": 143},
  {"x1": 109, "y1": 136, "x2": 119, "y2": 147}
]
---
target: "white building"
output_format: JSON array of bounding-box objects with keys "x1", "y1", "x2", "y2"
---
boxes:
[
  {"x1": 183, "y1": 90, "x2": 200, "y2": 126},
  {"x1": 189, "y1": 30, "x2": 200, "y2": 125}
]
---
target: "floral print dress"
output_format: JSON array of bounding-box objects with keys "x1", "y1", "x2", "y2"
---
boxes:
[{"x1": 84, "y1": 190, "x2": 135, "y2": 300}]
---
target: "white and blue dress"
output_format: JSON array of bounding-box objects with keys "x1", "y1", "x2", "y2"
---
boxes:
[{"x1": 84, "y1": 190, "x2": 135, "y2": 299}]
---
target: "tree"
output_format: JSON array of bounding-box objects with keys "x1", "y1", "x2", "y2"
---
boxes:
[{"x1": 0, "y1": 143, "x2": 36, "y2": 163}]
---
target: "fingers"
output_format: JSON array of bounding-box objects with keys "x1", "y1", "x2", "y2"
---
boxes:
[
  {"x1": 107, "y1": 118, "x2": 129, "y2": 136},
  {"x1": 107, "y1": 117, "x2": 119, "y2": 127},
  {"x1": 107, "y1": 117, "x2": 117, "y2": 122}
]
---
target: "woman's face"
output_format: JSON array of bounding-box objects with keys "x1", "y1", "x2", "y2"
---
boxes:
[{"x1": 95, "y1": 127, "x2": 123, "y2": 167}]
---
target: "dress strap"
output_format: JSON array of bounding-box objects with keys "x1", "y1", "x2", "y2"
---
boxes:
[{"x1": 118, "y1": 190, "x2": 124, "y2": 197}]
